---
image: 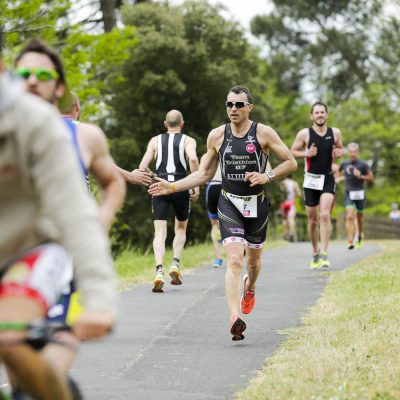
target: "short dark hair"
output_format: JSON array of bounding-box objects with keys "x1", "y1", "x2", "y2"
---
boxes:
[
  {"x1": 228, "y1": 85, "x2": 252, "y2": 104},
  {"x1": 311, "y1": 101, "x2": 328, "y2": 114},
  {"x1": 15, "y1": 38, "x2": 66, "y2": 84}
]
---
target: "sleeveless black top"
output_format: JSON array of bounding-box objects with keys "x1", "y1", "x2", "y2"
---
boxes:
[
  {"x1": 156, "y1": 133, "x2": 187, "y2": 182},
  {"x1": 219, "y1": 122, "x2": 268, "y2": 196},
  {"x1": 306, "y1": 127, "x2": 334, "y2": 175}
]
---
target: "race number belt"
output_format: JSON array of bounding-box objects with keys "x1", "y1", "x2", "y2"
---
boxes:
[
  {"x1": 349, "y1": 190, "x2": 365, "y2": 200},
  {"x1": 222, "y1": 189, "x2": 263, "y2": 218},
  {"x1": 303, "y1": 172, "x2": 325, "y2": 191}
]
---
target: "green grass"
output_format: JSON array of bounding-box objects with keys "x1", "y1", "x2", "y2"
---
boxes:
[
  {"x1": 237, "y1": 240, "x2": 400, "y2": 400},
  {"x1": 115, "y1": 240, "x2": 286, "y2": 288}
]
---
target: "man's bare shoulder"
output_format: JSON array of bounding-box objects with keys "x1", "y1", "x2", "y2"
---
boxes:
[
  {"x1": 256, "y1": 123, "x2": 278, "y2": 136},
  {"x1": 77, "y1": 122, "x2": 108, "y2": 154},
  {"x1": 332, "y1": 127, "x2": 342, "y2": 136},
  {"x1": 209, "y1": 125, "x2": 225, "y2": 140},
  {"x1": 296, "y1": 127, "x2": 309, "y2": 137},
  {"x1": 77, "y1": 122, "x2": 106, "y2": 142}
]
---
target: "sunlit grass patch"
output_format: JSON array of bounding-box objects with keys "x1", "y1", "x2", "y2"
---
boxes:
[{"x1": 237, "y1": 241, "x2": 400, "y2": 400}]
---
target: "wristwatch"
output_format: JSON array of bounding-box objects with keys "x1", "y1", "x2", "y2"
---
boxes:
[{"x1": 265, "y1": 170, "x2": 275, "y2": 183}]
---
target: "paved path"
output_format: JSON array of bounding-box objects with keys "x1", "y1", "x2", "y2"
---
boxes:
[{"x1": 72, "y1": 241, "x2": 379, "y2": 399}]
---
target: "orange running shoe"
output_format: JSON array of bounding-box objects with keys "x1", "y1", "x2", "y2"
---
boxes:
[
  {"x1": 230, "y1": 315, "x2": 246, "y2": 341},
  {"x1": 152, "y1": 269, "x2": 164, "y2": 293},
  {"x1": 240, "y1": 274, "x2": 255, "y2": 314},
  {"x1": 169, "y1": 263, "x2": 182, "y2": 285}
]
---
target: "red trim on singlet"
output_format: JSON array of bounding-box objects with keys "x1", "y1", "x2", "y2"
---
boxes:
[
  {"x1": 0, "y1": 284, "x2": 48, "y2": 311},
  {"x1": 20, "y1": 251, "x2": 42, "y2": 270},
  {"x1": 306, "y1": 156, "x2": 311, "y2": 172}
]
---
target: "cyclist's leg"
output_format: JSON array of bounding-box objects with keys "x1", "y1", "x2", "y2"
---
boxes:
[
  {"x1": 43, "y1": 287, "x2": 80, "y2": 374},
  {"x1": 0, "y1": 244, "x2": 73, "y2": 399},
  {"x1": 0, "y1": 297, "x2": 72, "y2": 400}
]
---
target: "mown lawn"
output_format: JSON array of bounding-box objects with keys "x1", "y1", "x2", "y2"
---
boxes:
[{"x1": 237, "y1": 241, "x2": 400, "y2": 400}]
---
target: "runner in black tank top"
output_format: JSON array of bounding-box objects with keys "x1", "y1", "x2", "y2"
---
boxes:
[
  {"x1": 306, "y1": 127, "x2": 334, "y2": 175},
  {"x1": 219, "y1": 122, "x2": 268, "y2": 196},
  {"x1": 139, "y1": 110, "x2": 199, "y2": 293},
  {"x1": 148, "y1": 86, "x2": 297, "y2": 341},
  {"x1": 291, "y1": 101, "x2": 344, "y2": 269},
  {"x1": 218, "y1": 121, "x2": 269, "y2": 250}
]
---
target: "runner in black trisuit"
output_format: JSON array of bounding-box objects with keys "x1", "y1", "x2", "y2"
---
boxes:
[
  {"x1": 291, "y1": 101, "x2": 344, "y2": 269},
  {"x1": 149, "y1": 86, "x2": 297, "y2": 341}
]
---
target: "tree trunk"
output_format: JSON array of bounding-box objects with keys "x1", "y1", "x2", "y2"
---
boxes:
[{"x1": 100, "y1": 0, "x2": 116, "y2": 32}]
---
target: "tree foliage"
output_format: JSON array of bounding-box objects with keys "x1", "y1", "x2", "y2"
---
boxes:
[{"x1": 107, "y1": 0, "x2": 262, "y2": 250}]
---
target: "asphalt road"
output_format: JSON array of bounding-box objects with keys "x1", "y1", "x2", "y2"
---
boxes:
[{"x1": 71, "y1": 241, "x2": 379, "y2": 400}]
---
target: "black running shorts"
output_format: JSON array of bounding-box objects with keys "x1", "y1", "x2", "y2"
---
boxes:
[
  {"x1": 152, "y1": 191, "x2": 190, "y2": 221},
  {"x1": 303, "y1": 173, "x2": 336, "y2": 207},
  {"x1": 217, "y1": 191, "x2": 269, "y2": 249}
]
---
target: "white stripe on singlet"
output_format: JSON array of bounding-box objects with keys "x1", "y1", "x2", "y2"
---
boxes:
[
  {"x1": 156, "y1": 134, "x2": 162, "y2": 170},
  {"x1": 179, "y1": 134, "x2": 187, "y2": 170},
  {"x1": 166, "y1": 133, "x2": 176, "y2": 174}
]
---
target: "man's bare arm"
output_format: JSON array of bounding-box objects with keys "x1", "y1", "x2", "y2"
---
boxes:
[
  {"x1": 265, "y1": 126, "x2": 298, "y2": 178},
  {"x1": 116, "y1": 165, "x2": 152, "y2": 186},
  {"x1": 333, "y1": 128, "x2": 344, "y2": 158},
  {"x1": 290, "y1": 129, "x2": 309, "y2": 158},
  {"x1": 139, "y1": 137, "x2": 157, "y2": 170},
  {"x1": 86, "y1": 125, "x2": 126, "y2": 230},
  {"x1": 185, "y1": 136, "x2": 200, "y2": 200}
]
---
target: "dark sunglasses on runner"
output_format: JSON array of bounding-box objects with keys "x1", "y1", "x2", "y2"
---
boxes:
[
  {"x1": 16, "y1": 67, "x2": 59, "y2": 81},
  {"x1": 226, "y1": 101, "x2": 251, "y2": 109}
]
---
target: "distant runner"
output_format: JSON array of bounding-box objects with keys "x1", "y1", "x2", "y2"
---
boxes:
[
  {"x1": 280, "y1": 175, "x2": 301, "y2": 242},
  {"x1": 338, "y1": 142, "x2": 374, "y2": 249},
  {"x1": 291, "y1": 101, "x2": 343, "y2": 269}
]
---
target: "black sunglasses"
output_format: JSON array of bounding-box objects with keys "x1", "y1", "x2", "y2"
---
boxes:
[{"x1": 226, "y1": 101, "x2": 251, "y2": 109}]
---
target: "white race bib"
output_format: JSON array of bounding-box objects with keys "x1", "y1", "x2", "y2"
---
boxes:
[
  {"x1": 349, "y1": 190, "x2": 365, "y2": 200},
  {"x1": 303, "y1": 172, "x2": 325, "y2": 191},
  {"x1": 226, "y1": 193, "x2": 257, "y2": 218}
]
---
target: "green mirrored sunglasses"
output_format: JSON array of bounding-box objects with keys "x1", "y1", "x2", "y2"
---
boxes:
[{"x1": 16, "y1": 67, "x2": 59, "y2": 81}]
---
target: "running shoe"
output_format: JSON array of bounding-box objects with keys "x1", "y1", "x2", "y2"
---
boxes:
[
  {"x1": 152, "y1": 269, "x2": 164, "y2": 292},
  {"x1": 357, "y1": 237, "x2": 363, "y2": 249},
  {"x1": 348, "y1": 241, "x2": 354, "y2": 250},
  {"x1": 240, "y1": 274, "x2": 255, "y2": 314},
  {"x1": 319, "y1": 252, "x2": 330, "y2": 268},
  {"x1": 213, "y1": 258, "x2": 223, "y2": 268},
  {"x1": 169, "y1": 263, "x2": 182, "y2": 285},
  {"x1": 230, "y1": 315, "x2": 246, "y2": 341},
  {"x1": 310, "y1": 253, "x2": 320, "y2": 269}
]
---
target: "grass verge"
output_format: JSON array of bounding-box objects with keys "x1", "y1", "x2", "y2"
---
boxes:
[
  {"x1": 237, "y1": 241, "x2": 400, "y2": 400},
  {"x1": 116, "y1": 240, "x2": 286, "y2": 288}
]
